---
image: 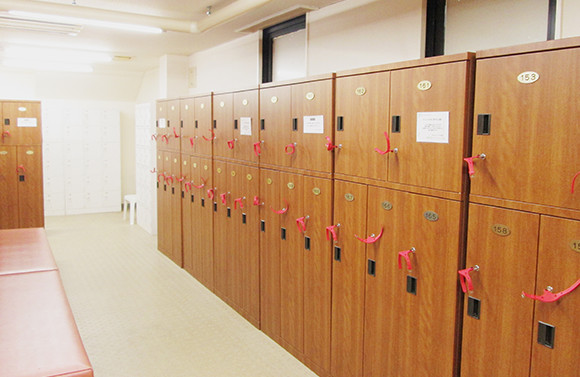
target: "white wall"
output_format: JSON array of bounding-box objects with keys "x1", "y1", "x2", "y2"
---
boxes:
[{"x1": 561, "y1": 0, "x2": 580, "y2": 38}]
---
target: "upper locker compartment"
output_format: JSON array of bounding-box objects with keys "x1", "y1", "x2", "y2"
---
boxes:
[
  {"x1": 213, "y1": 92, "x2": 234, "y2": 160},
  {"x1": 388, "y1": 54, "x2": 474, "y2": 198},
  {"x1": 233, "y1": 89, "x2": 259, "y2": 165},
  {"x1": 470, "y1": 38, "x2": 580, "y2": 215},
  {"x1": 156, "y1": 100, "x2": 169, "y2": 151},
  {"x1": 259, "y1": 85, "x2": 292, "y2": 170},
  {"x1": 180, "y1": 98, "x2": 195, "y2": 154},
  {"x1": 2, "y1": 101, "x2": 42, "y2": 145},
  {"x1": 166, "y1": 100, "x2": 181, "y2": 153},
  {"x1": 194, "y1": 94, "x2": 213, "y2": 157}
]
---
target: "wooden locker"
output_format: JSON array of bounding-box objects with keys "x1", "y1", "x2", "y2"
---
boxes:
[
  {"x1": 364, "y1": 188, "x2": 462, "y2": 377},
  {"x1": 291, "y1": 78, "x2": 334, "y2": 174},
  {"x1": 279, "y1": 172, "x2": 305, "y2": 355},
  {"x1": 194, "y1": 95, "x2": 213, "y2": 157},
  {"x1": 471, "y1": 45, "x2": 580, "y2": 212},
  {"x1": 181, "y1": 155, "x2": 193, "y2": 275},
  {"x1": 302, "y1": 175, "x2": 333, "y2": 375},
  {"x1": 260, "y1": 169, "x2": 282, "y2": 341},
  {"x1": 169, "y1": 153, "x2": 182, "y2": 266},
  {"x1": 160, "y1": 151, "x2": 173, "y2": 258},
  {"x1": 213, "y1": 93, "x2": 234, "y2": 160},
  {"x1": 17, "y1": 146, "x2": 44, "y2": 228},
  {"x1": 233, "y1": 89, "x2": 259, "y2": 164},
  {"x1": 227, "y1": 162, "x2": 244, "y2": 311},
  {"x1": 331, "y1": 180, "x2": 368, "y2": 377},
  {"x1": 335, "y1": 72, "x2": 390, "y2": 182},
  {"x1": 2, "y1": 101, "x2": 42, "y2": 146},
  {"x1": 389, "y1": 58, "x2": 472, "y2": 195},
  {"x1": 212, "y1": 160, "x2": 231, "y2": 302},
  {"x1": 166, "y1": 100, "x2": 181, "y2": 153},
  {"x1": 180, "y1": 98, "x2": 196, "y2": 154},
  {"x1": 259, "y1": 86, "x2": 292, "y2": 169},
  {"x1": 461, "y1": 204, "x2": 539, "y2": 377},
  {"x1": 530, "y1": 216, "x2": 580, "y2": 377},
  {"x1": 156, "y1": 151, "x2": 166, "y2": 254},
  {"x1": 0, "y1": 146, "x2": 18, "y2": 229},
  {"x1": 197, "y1": 158, "x2": 214, "y2": 290}
]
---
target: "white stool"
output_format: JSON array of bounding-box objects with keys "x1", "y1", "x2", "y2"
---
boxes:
[{"x1": 123, "y1": 194, "x2": 138, "y2": 225}]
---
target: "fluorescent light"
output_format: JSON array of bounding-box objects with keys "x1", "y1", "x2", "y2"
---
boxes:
[
  {"x1": 8, "y1": 10, "x2": 163, "y2": 34},
  {"x1": 2, "y1": 58, "x2": 93, "y2": 73},
  {"x1": 4, "y1": 46, "x2": 113, "y2": 63}
]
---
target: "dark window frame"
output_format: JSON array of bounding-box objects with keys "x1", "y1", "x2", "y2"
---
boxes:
[
  {"x1": 425, "y1": 0, "x2": 446, "y2": 57},
  {"x1": 262, "y1": 15, "x2": 306, "y2": 84}
]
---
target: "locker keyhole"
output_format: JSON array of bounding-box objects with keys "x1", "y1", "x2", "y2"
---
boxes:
[
  {"x1": 337, "y1": 116, "x2": 344, "y2": 131},
  {"x1": 467, "y1": 297, "x2": 481, "y2": 319},
  {"x1": 334, "y1": 246, "x2": 341, "y2": 262},
  {"x1": 406, "y1": 275, "x2": 417, "y2": 295},
  {"x1": 392, "y1": 115, "x2": 401, "y2": 133},
  {"x1": 304, "y1": 236, "x2": 311, "y2": 250},
  {"x1": 477, "y1": 114, "x2": 491, "y2": 135},
  {"x1": 234, "y1": 120, "x2": 238, "y2": 130},
  {"x1": 292, "y1": 118, "x2": 298, "y2": 131},
  {"x1": 538, "y1": 322, "x2": 555, "y2": 349},
  {"x1": 368, "y1": 259, "x2": 376, "y2": 276},
  {"x1": 281, "y1": 227, "x2": 286, "y2": 240}
]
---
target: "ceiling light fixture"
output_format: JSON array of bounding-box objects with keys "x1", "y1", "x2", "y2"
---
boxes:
[
  {"x1": 3, "y1": 45, "x2": 113, "y2": 63},
  {"x1": 8, "y1": 10, "x2": 163, "y2": 34}
]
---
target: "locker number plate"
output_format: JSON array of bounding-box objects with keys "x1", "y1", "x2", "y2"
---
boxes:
[
  {"x1": 492, "y1": 224, "x2": 511, "y2": 237},
  {"x1": 246, "y1": 174, "x2": 253, "y2": 181},
  {"x1": 517, "y1": 71, "x2": 539, "y2": 84},
  {"x1": 424, "y1": 211, "x2": 439, "y2": 222},
  {"x1": 204, "y1": 165, "x2": 208, "y2": 170},
  {"x1": 382, "y1": 201, "x2": 393, "y2": 211},
  {"x1": 267, "y1": 178, "x2": 273, "y2": 185},
  {"x1": 345, "y1": 193, "x2": 354, "y2": 202},
  {"x1": 312, "y1": 188, "x2": 321, "y2": 196},
  {"x1": 287, "y1": 182, "x2": 295, "y2": 190},
  {"x1": 417, "y1": 80, "x2": 432, "y2": 91},
  {"x1": 231, "y1": 171, "x2": 236, "y2": 176},
  {"x1": 271, "y1": 96, "x2": 278, "y2": 104},
  {"x1": 217, "y1": 168, "x2": 222, "y2": 173},
  {"x1": 305, "y1": 92, "x2": 315, "y2": 100},
  {"x1": 355, "y1": 87, "x2": 366, "y2": 96},
  {"x1": 242, "y1": 99, "x2": 248, "y2": 106},
  {"x1": 570, "y1": 240, "x2": 580, "y2": 253}
]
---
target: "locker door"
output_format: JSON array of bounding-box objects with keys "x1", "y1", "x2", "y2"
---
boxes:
[
  {"x1": 260, "y1": 169, "x2": 282, "y2": 341},
  {"x1": 302, "y1": 175, "x2": 332, "y2": 374},
  {"x1": 335, "y1": 72, "x2": 390, "y2": 182},
  {"x1": 280, "y1": 172, "x2": 305, "y2": 354},
  {"x1": 364, "y1": 189, "x2": 462, "y2": 377},
  {"x1": 213, "y1": 93, "x2": 234, "y2": 160},
  {"x1": 181, "y1": 156, "x2": 193, "y2": 275},
  {"x1": 156, "y1": 101, "x2": 169, "y2": 151},
  {"x1": 198, "y1": 158, "x2": 214, "y2": 290},
  {"x1": 213, "y1": 161, "x2": 231, "y2": 302},
  {"x1": 471, "y1": 48, "x2": 580, "y2": 210},
  {"x1": 237, "y1": 164, "x2": 260, "y2": 325},
  {"x1": 180, "y1": 98, "x2": 196, "y2": 154},
  {"x1": 170, "y1": 153, "x2": 182, "y2": 266},
  {"x1": 0, "y1": 146, "x2": 18, "y2": 229},
  {"x1": 161, "y1": 152, "x2": 173, "y2": 258},
  {"x1": 530, "y1": 216, "x2": 580, "y2": 377},
  {"x1": 2, "y1": 101, "x2": 42, "y2": 145},
  {"x1": 260, "y1": 86, "x2": 292, "y2": 169},
  {"x1": 188, "y1": 156, "x2": 202, "y2": 280},
  {"x1": 156, "y1": 151, "x2": 166, "y2": 254},
  {"x1": 17, "y1": 146, "x2": 44, "y2": 228},
  {"x1": 389, "y1": 61, "x2": 470, "y2": 193},
  {"x1": 227, "y1": 162, "x2": 243, "y2": 311},
  {"x1": 461, "y1": 204, "x2": 540, "y2": 377},
  {"x1": 331, "y1": 180, "x2": 368, "y2": 377},
  {"x1": 233, "y1": 89, "x2": 259, "y2": 164},
  {"x1": 194, "y1": 96, "x2": 213, "y2": 157},
  {"x1": 166, "y1": 100, "x2": 181, "y2": 153}
]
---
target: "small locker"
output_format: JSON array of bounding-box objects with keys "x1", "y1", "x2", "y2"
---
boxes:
[
  {"x1": 213, "y1": 93, "x2": 234, "y2": 160},
  {"x1": 0, "y1": 146, "x2": 18, "y2": 229},
  {"x1": 233, "y1": 89, "x2": 259, "y2": 164},
  {"x1": 191, "y1": 157, "x2": 214, "y2": 290},
  {"x1": 212, "y1": 160, "x2": 231, "y2": 302},
  {"x1": 169, "y1": 152, "x2": 182, "y2": 267},
  {"x1": 2, "y1": 101, "x2": 42, "y2": 146},
  {"x1": 16, "y1": 146, "x2": 44, "y2": 228},
  {"x1": 194, "y1": 95, "x2": 213, "y2": 157},
  {"x1": 180, "y1": 98, "x2": 196, "y2": 154},
  {"x1": 259, "y1": 86, "x2": 292, "y2": 169},
  {"x1": 156, "y1": 100, "x2": 180, "y2": 152},
  {"x1": 181, "y1": 156, "x2": 193, "y2": 274}
]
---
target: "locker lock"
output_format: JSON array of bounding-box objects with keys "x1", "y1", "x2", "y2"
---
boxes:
[
  {"x1": 375, "y1": 132, "x2": 397, "y2": 155},
  {"x1": 325, "y1": 136, "x2": 341, "y2": 151},
  {"x1": 463, "y1": 154, "x2": 486, "y2": 178},
  {"x1": 285, "y1": 143, "x2": 297, "y2": 155},
  {"x1": 253, "y1": 141, "x2": 264, "y2": 156},
  {"x1": 458, "y1": 265, "x2": 480, "y2": 293},
  {"x1": 326, "y1": 224, "x2": 341, "y2": 242},
  {"x1": 522, "y1": 279, "x2": 580, "y2": 303},
  {"x1": 398, "y1": 247, "x2": 415, "y2": 271}
]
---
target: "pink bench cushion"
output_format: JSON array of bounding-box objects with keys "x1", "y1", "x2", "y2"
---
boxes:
[
  {"x1": 0, "y1": 271, "x2": 93, "y2": 377},
  {"x1": 0, "y1": 228, "x2": 58, "y2": 276}
]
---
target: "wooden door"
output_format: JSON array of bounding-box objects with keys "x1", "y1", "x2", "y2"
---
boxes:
[
  {"x1": 213, "y1": 93, "x2": 234, "y2": 160},
  {"x1": 0, "y1": 146, "x2": 18, "y2": 229},
  {"x1": 180, "y1": 98, "x2": 196, "y2": 154},
  {"x1": 471, "y1": 48, "x2": 580, "y2": 210},
  {"x1": 233, "y1": 89, "x2": 260, "y2": 164},
  {"x1": 194, "y1": 95, "x2": 213, "y2": 157},
  {"x1": 160, "y1": 152, "x2": 173, "y2": 258},
  {"x1": 364, "y1": 189, "x2": 462, "y2": 377},
  {"x1": 181, "y1": 155, "x2": 193, "y2": 275},
  {"x1": 156, "y1": 151, "x2": 166, "y2": 253},
  {"x1": 260, "y1": 86, "x2": 292, "y2": 169},
  {"x1": 530, "y1": 216, "x2": 580, "y2": 377},
  {"x1": 280, "y1": 172, "x2": 305, "y2": 355},
  {"x1": 198, "y1": 158, "x2": 214, "y2": 290},
  {"x1": 331, "y1": 180, "x2": 368, "y2": 377},
  {"x1": 260, "y1": 169, "x2": 282, "y2": 341},
  {"x1": 17, "y1": 146, "x2": 44, "y2": 228},
  {"x1": 302, "y1": 175, "x2": 333, "y2": 374},
  {"x1": 227, "y1": 162, "x2": 244, "y2": 312},
  {"x1": 2, "y1": 101, "x2": 42, "y2": 145},
  {"x1": 170, "y1": 153, "x2": 182, "y2": 266},
  {"x1": 335, "y1": 72, "x2": 390, "y2": 182},
  {"x1": 212, "y1": 160, "x2": 230, "y2": 302},
  {"x1": 166, "y1": 100, "x2": 181, "y2": 153},
  {"x1": 461, "y1": 204, "x2": 540, "y2": 377},
  {"x1": 291, "y1": 80, "x2": 334, "y2": 173},
  {"x1": 389, "y1": 61, "x2": 470, "y2": 194}
]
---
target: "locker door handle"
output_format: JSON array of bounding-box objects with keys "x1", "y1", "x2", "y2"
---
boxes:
[
  {"x1": 260, "y1": 220, "x2": 265, "y2": 232},
  {"x1": 522, "y1": 279, "x2": 580, "y2": 303},
  {"x1": 207, "y1": 188, "x2": 215, "y2": 200},
  {"x1": 2, "y1": 130, "x2": 10, "y2": 139},
  {"x1": 572, "y1": 171, "x2": 580, "y2": 194},
  {"x1": 157, "y1": 173, "x2": 165, "y2": 183},
  {"x1": 391, "y1": 115, "x2": 401, "y2": 133},
  {"x1": 537, "y1": 322, "x2": 555, "y2": 348},
  {"x1": 254, "y1": 141, "x2": 263, "y2": 156},
  {"x1": 458, "y1": 265, "x2": 479, "y2": 293},
  {"x1": 296, "y1": 216, "x2": 309, "y2": 233},
  {"x1": 281, "y1": 227, "x2": 287, "y2": 240},
  {"x1": 270, "y1": 198, "x2": 289, "y2": 214},
  {"x1": 172, "y1": 127, "x2": 180, "y2": 138},
  {"x1": 260, "y1": 119, "x2": 265, "y2": 130},
  {"x1": 355, "y1": 227, "x2": 384, "y2": 244},
  {"x1": 292, "y1": 118, "x2": 298, "y2": 131},
  {"x1": 234, "y1": 197, "x2": 245, "y2": 210},
  {"x1": 234, "y1": 119, "x2": 238, "y2": 130},
  {"x1": 368, "y1": 259, "x2": 376, "y2": 276},
  {"x1": 285, "y1": 143, "x2": 296, "y2": 155},
  {"x1": 227, "y1": 139, "x2": 237, "y2": 150},
  {"x1": 253, "y1": 196, "x2": 263, "y2": 206},
  {"x1": 202, "y1": 129, "x2": 215, "y2": 141},
  {"x1": 463, "y1": 154, "x2": 486, "y2": 178},
  {"x1": 375, "y1": 132, "x2": 397, "y2": 155},
  {"x1": 326, "y1": 224, "x2": 340, "y2": 241},
  {"x1": 325, "y1": 136, "x2": 341, "y2": 151},
  {"x1": 477, "y1": 114, "x2": 491, "y2": 135},
  {"x1": 180, "y1": 120, "x2": 184, "y2": 128},
  {"x1": 336, "y1": 116, "x2": 344, "y2": 131},
  {"x1": 334, "y1": 246, "x2": 342, "y2": 261},
  {"x1": 193, "y1": 177, "x2": 206, "y2": 189},
  {"x1": 184, "y1": 182, "x2": 192, "y2": 192},
  {"x1": 398, "y1": 248, "x2": 415, "y2": 270},
  {"x1": 16, "y1": 165, "x2": 26, "y2": 173},
  {"x1": 304, "y1": 236, "x2": 311, "y2": 250},
  {"x1": 161, "y1": 134, "x2": 169, "y2": 144},
  {"x1": 178, "y1": 176, "x2": 186, "y2": 183}
]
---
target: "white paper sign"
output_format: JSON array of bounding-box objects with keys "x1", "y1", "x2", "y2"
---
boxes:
[
  {"x1": 240, "y1": 117, "x2": 252, "y2": 136},
  {"x1": 17, "y1": 118, "x2": 37, "y2": 127},
  {"x1": 158, "y1": 118, "x2": 167, "y2": 128},
  {"x1": 303, "y1": 115, "x2": 324, "y2": 134},
  {"x1": 416, "y1": 112, "x2": 449, "y2": 143}
]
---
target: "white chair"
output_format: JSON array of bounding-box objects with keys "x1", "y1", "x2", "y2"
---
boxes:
[{"x1": 123, "y1": 194, "x2": 138, "y2": 225}]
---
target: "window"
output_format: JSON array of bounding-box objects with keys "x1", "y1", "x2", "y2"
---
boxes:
[{"x1": 262, "y1": 15, "x2": 306, "y2": 83}]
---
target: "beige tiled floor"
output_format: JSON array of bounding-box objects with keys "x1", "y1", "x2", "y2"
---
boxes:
[{"x1": 45, "y1": 213, "x2": 318, "y2": 377}]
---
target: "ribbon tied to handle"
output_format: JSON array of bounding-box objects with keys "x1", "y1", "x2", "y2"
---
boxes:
[
  {"x1": 522, "y1": 279, "x2": 580, "y2": 303},
  {"x1": 463, "y1": 154, "x2": 486, "y2": 178},
  {"x1": 285, "y1": 143, "x2": 296, "y2": 155},
  {"x1": 184, "y1": 182, "x2": 192, "y2": 192},
  {"x1": 572, "y1": 171, "x2": 580, "y2": 194},
  {"x1": 234, "y1": 197, "x2": 245, "y2": 210},
  {"x1": 296, "y1": 216, "x2": 309, "y2": 233},
  {"x1": 355, "y1": 227, "x2": 384, "y2": 244},
  {"x1": 190, "y1": 137, "x2": 195, "y2": 147},
  {"x1": 227, "y1": 139, "x2": 236, "y2": 150},
  {"x1": 458, "y1": 266, "x2": 479, "y2": 293},
  {"x1": 165, "y1": 175, "x2": 174, "y2": 185},
  {"x1": 150, "y1": 168, "x2": 157, "y2": 173},
  {"x1": 193, "y1": 177, "x2": 206, "y2": 189},
  {"x1": 325, "y1": 136, "x2": 339, "y2": 151},
  {"x1": 16, "y1": 165, "x2": 26, "y2": 173},
  {"x1": 207, "y1": 188, "x2": 215, "y2": 200},
  {"x1": 220, "y1": 193, "x2": 228, "y2": 205},
  {"x1": 270, "y1": 198, "x2": 289, "y2": 214},
  {"x1": 326, "y1": 225, "x2": 339, "y2": 241},
  {"x1": 151, "y1": 134, "x2": 158, "y2": 141},
  {"x1": 178, "y1": 176, "x2": 186, "y2": 183},
  {"x1": 161, "y1": 134, "x2": 169, "y2": 144},
  {"x1": 202, "y1": 129, "x2": 216, "y2": 141},
  {"x1": 398, "y1": 248, "x2": 415, "y2": 271},
  {"x1": 375, "y1": 132, "x2": 397, "y2": 155},
  {"x1": 172, "y1": 127, "x2": 180, "y2": 138},
  {"x1": 253, "y1": 141, "x2": 262, "y2": 156},
  {"x1": 157, "y1": 173, "x2": 166, "y2": 183},
  {"x1": 253, "y1": 196, "x2": 262, "y2": 206}
]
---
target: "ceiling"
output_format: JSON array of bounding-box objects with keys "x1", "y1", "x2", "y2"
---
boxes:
[{"x1": 0, "y1": 0, "x2": 344, "y2": 74}]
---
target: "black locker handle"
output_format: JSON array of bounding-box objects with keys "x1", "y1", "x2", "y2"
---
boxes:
[
  {"x1": 467, "y1": 297, "x2": 481, "y2": 319},
  {"x1": 213, "y1": 120, "x2": 217, "y2": 129},
  {"x1": 337, "y1": 116, "x2": 344, "y2": 131},
  {"x1": 260, "y1": 220, "x2": 266, "y2": 232},
  {"x1": 181, "y1": 191, "x2": 184, "y2": 198},
  {"x1": 191, "y1": 194, "x2": 194, "y2": 203},
  {"x1": 406, "y1": 275, "x2": 417, "y2": 295},
  {"x1": 172, "y1": 187, "x2": 175, "y2": 194},
  {"x1": 227, "y1": 207, "x2": 231, "y2": 218},
  {"x1": 281, "y1": 227, "x2": 287, "y2": 240},
  {"x1": 164, "y1": 184, "x2": 167, "y2": 191},
  {"x1": 195, "y1": 120, "x2": 198, "y2": 129},
  {"x1": 477, "y1": 114, "x2": 491, "y2": 135},
  {"x1": 201, "y1": 198, "x2": 205, "y2": 207},
  {"x1": 242, "y1": 213, "x2": 247, "y2": 224},
  {"x1": 304, "y1": 236, "x2": 311, "y2": 250},
  {"x1": 19, "y1": 175, "x2": 25, "y2": 182},
  {"x1": 213, "y1": 202, "x2": 218, "y2": 212},
  {"x1": 537, "y1": 322, "x2": 555, "y2": 348},
  {"x1": 292, "y1": 118, "x2": 298, "y2": 131},
  {"x1": 181, "y1": 120, "x2": 184, "y2": 128},
  {"x1": 261, "y1": 119, "x2": 265, "y2": 130},
  {"x1": 368, "y1": 259, "x2": 376, "y2": 276},
  {"x1": 392, "y1": 115, "x2": 401, "y2": 133},
  {"x1": 334, "y1": 246, "x2": 341, "y2": 262},
  {"x1": 234, "y1": 119, "x2": 238, "y2": 130},
  {"x1": 155, "y1": 120, "x2": 158, "y2": 128}
]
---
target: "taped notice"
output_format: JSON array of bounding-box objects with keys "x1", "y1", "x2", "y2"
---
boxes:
[
  {"x1": 17, "y1": 118, "x2": 37, "y2": 127},
  {"x1": 158, "y1": 118, "x2": 167, "y2": 128},
  {"x1": 303, "y1": 115, "x2": 324, "y2": 134},
  {"x1": 240, "y1": 117, "x2": 252, "y2": 136},
  {"x1": 416, "y1": 112, "x2": 449, "y2": 143}
]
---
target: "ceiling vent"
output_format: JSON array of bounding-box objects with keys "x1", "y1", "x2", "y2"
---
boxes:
[{"x1": 0, "y1": 15, "x2": 82, "y2": 35}]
